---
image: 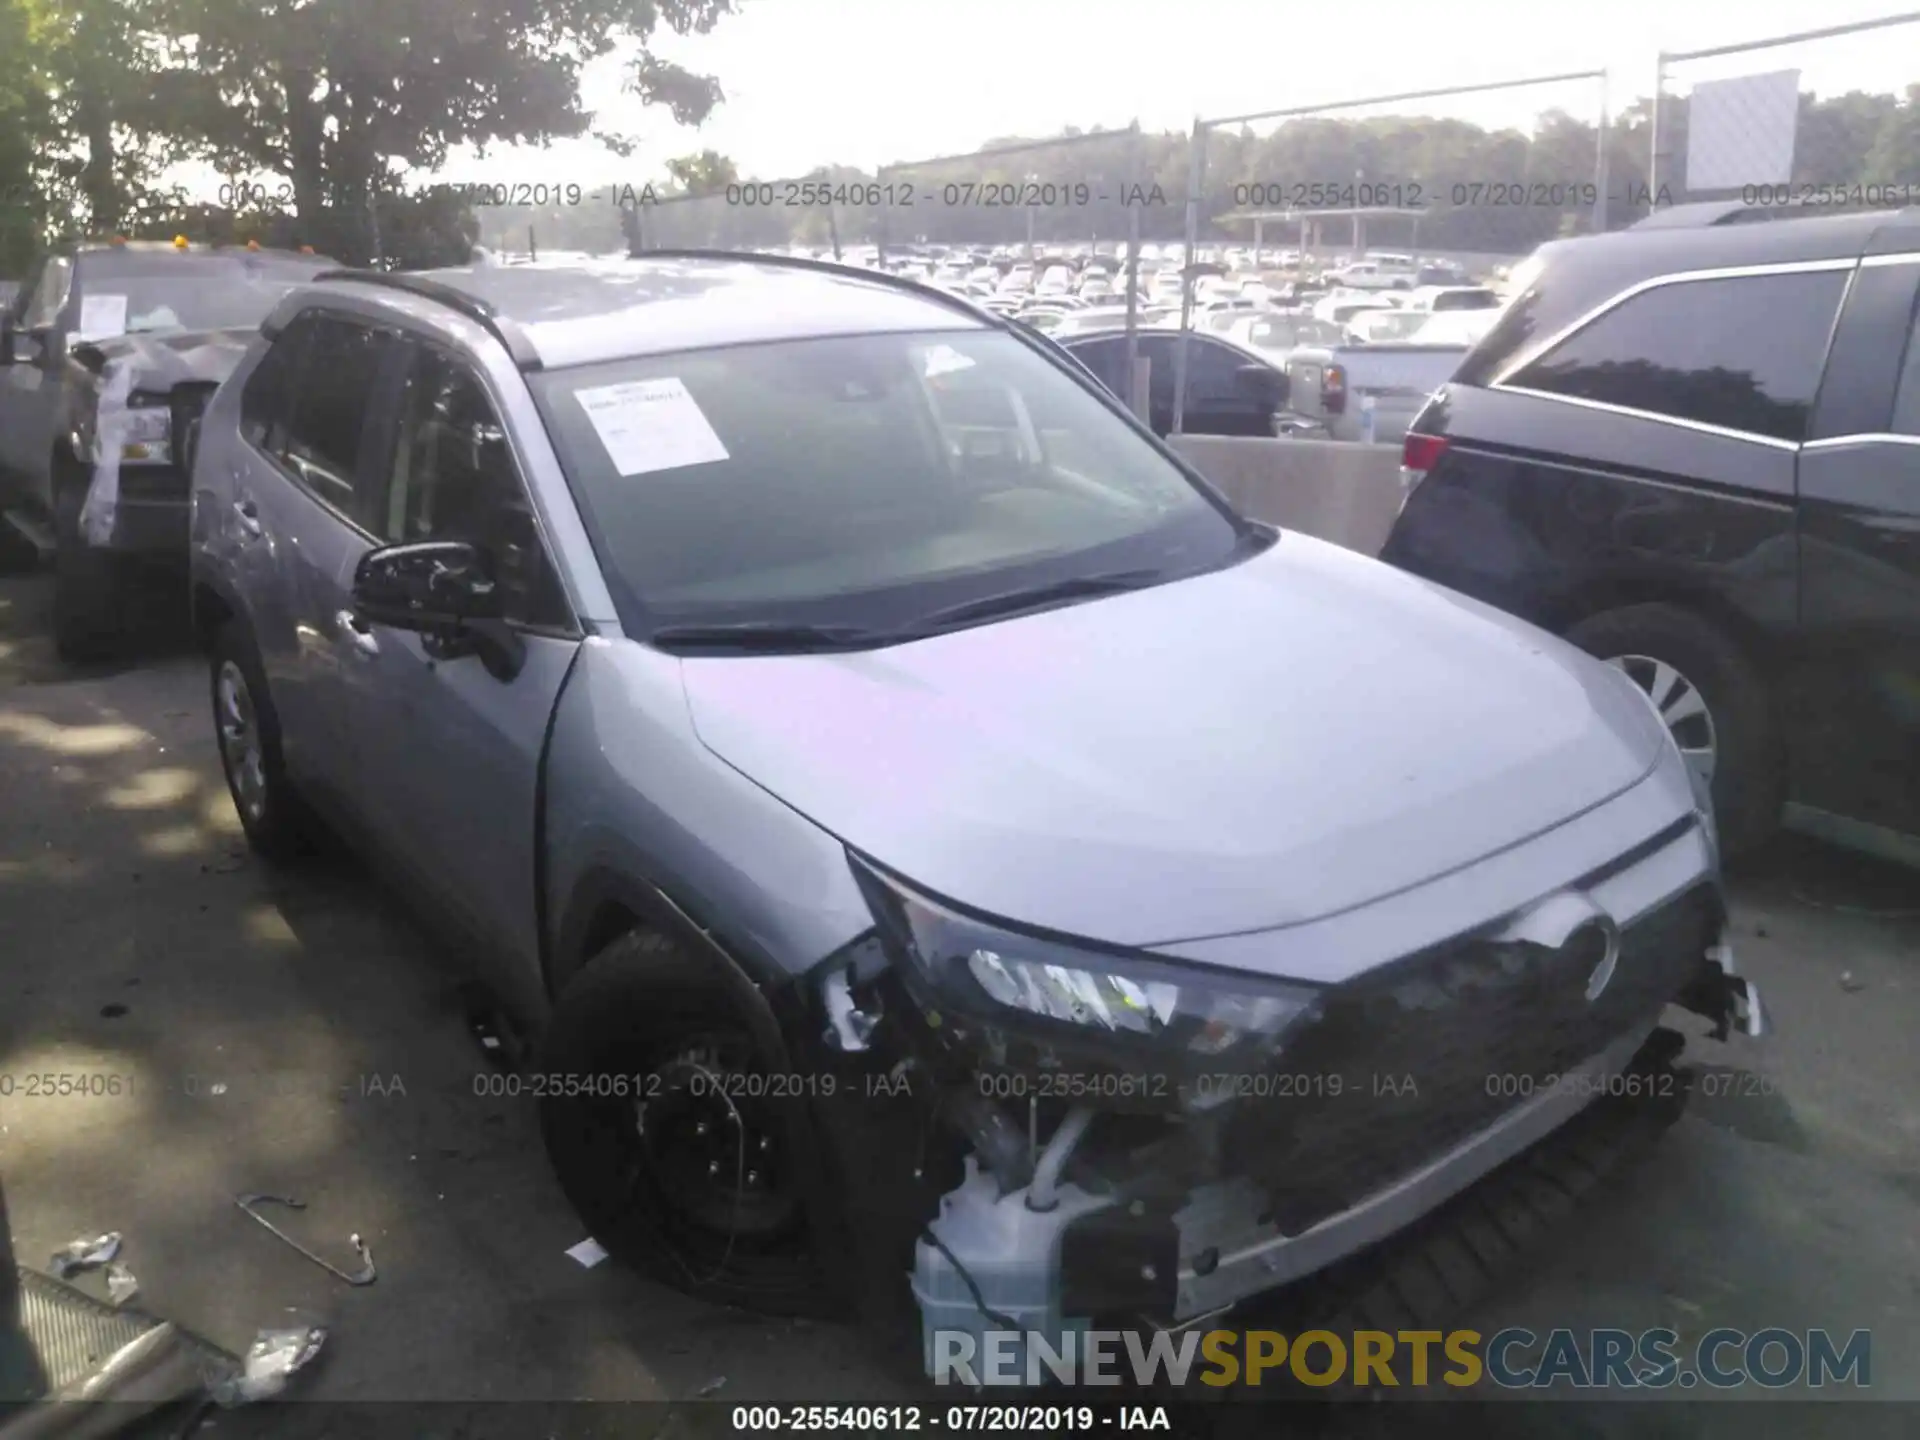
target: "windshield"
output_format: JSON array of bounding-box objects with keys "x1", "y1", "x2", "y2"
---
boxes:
[
  {"x1": 531, "y1": 329, "x2": 1247, "y2": 638},
  {"x1": 75, "y1": 273, "x2": 314, "y2": 338}
]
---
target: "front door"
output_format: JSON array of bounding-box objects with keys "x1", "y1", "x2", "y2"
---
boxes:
[
  {"x1": 1795, "y1": 248, "x2": 1920, "y2": 844},
  {"x1": 345, "y1": 336, "x2": 581, "y2": 973},
  {"x1": 232, "y1": 310, "x2": 404, "y2": 802}
]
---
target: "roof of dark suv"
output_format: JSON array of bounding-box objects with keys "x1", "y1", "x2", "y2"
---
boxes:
[
  {"x1": 316, "y1": 254, "x2": 987, "y2": 370},
  {"x1": 1456, "y1": 207, "x2": 1920, "y2": 389}
]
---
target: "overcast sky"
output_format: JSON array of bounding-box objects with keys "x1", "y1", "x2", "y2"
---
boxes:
[{"x1": 422, "y1": 0, "x2": 1920, "y2": 188}]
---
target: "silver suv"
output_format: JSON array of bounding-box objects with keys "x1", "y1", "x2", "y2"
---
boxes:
[{"x1": 188, "y1": 254, "x2": 1766, "y2": 1375}]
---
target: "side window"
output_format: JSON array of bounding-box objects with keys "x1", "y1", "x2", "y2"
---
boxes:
[
  {"x1": 277, "y1": 316, "x2": 393, "y2": 518},
  {"x1": 239, "y1": 321, "x2": 308, "y2": 454},
  {"x1": 377, "y1": 343, "x2": 570, "y2": 629},
  {"x1": 1186, "y1": 338, "x2": 1249, "y2": 400},
  {"x1": 6, "y1": 260, "x2": 43, "y2": 325},
  {"x1": 1506, "y1": 270, "x2": 1847, "y2": 443},
  {"x1": 20, "y1": 257, "x2": 71, "y2": 329},
  {"x1": 1066, "y1": 338, "x2": 1125, "y2": 393},
  {"x1": 1893, "y1": 295, "x2": 1920, "y2": 437}
]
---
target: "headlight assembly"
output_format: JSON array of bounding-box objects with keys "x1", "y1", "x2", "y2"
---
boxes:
[{"x1": 849, "y1": 852, "x2": 1322, "y2": 1063}]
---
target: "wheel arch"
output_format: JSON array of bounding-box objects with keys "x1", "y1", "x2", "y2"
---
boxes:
[
  {"x1": 545, "y1": 866, "x2": 854, "y2": 1304},
  {"x1": 1548, "y1": 576, "x2": 1788, "y2": 693}
]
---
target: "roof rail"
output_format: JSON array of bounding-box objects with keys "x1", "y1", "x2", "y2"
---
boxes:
[
  {"x1": 312, "y1": 268, "x2": 543, "y2": 370},
  {"x1": 625, "y1": 247, "x2": 1008, "y2": 331},
  {"x1": 1628, "y1": 200, "x2": 1794, "y2": 230}
]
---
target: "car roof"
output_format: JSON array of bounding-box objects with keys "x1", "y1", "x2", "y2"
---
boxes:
[
  {"x1": 73, "y1": 245, "x2": 335, "y2": 279},
  {"x1": 315, "y1": 253, "x2": 988, "y2": 370},
  {"x1": 1060, "y1": 327, "x2": 1275, "y2": 361}
]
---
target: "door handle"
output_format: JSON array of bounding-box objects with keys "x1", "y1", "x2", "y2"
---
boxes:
[
  {"x1": 335, "y1": 609, "x2": 380, "y2": 657},
  {"x1": 232, "y1": 497, "x2": 263, "y2": 538}
]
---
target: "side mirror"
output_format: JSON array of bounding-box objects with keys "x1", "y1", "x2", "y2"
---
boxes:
[
  {"x1": 352, "y1": 539, "x2": 503, "y2": 628},
  {"x1": 351, "y1": 539, "x2": 525, "y2": 679},
  {"x1": 9, "y1": 323, "x2": 54, "y2": 367}
]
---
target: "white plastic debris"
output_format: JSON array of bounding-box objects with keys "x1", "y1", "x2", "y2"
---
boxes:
[
  {"x1": 105, "y1": 1261, "x2": 140, "y2": 1306},
  {"x1": 79, "y1": 361, "x2": 136, "y2": 547},
  {"x1": 50, "y1": 1231, "x2": 122, "y2": 1280},
  {"x1": 208, "y1": 1325, "x2": 328, "y2": 1406},
  {"x1": 565, "y1": 1237, "x2": 609, "y2": 1268}
]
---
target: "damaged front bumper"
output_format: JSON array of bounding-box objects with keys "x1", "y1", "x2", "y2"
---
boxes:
[{"x1": 823, "y1": 821, "x2": 1769, "y2": 1383}]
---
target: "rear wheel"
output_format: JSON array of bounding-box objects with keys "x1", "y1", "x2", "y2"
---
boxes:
[
  {"x1": 1565, "y1": 603, "x2": 1781, "y2": 858},
  {"x1": 210, "y1": 619, "x2": 315, "y2": 863},
  {"x1": 536, "y1": 930, "x2": 830, "y2": 1315}
]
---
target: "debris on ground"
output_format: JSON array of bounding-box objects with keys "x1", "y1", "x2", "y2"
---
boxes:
[
  {"x1": 235, "y1": 1193, "x2": 377, "y2": 1285},
  {"x1": 49, "y1": 1230, "x2": 122, "y2": 1280},
  {"x1": 208, "y1": 1325, "x2": 328, "y2": 1406},
  {"x1": 105, "y1": 1260, "x2": 140, "y2": 1306},
  {"x1": 565, "y1": 1237, "x2": 609, "y2": 1268},
  {"x1": 696, "y1": 1376, "x2": 728, "y2": 1397},
  {"x1": 1840, "y1": 970, "x2": 1867, "y2": 993}
]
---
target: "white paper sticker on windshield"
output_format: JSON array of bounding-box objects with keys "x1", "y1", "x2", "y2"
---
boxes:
[
  {"x1": 921, "y1": 344, "x2": 975, "y2": 378},
  {"x1": 74, "y1": 293, "x2": 128, "y2": 342},
  {"x1": 575, "y1": 378, "x2": 729, "y2": 477}
]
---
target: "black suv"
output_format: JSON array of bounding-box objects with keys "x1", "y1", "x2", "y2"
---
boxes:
[{"x1": 1382, "y1": 204, "x2": 1920, "y2": 863}]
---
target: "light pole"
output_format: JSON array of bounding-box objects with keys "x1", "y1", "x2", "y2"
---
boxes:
[{"x1": 1025, "y1": 171, "x2": 1038, "y2": 265}]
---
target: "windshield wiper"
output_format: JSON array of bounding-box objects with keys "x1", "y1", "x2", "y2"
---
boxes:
[
  {"x1": 906, "y1": 568, "x2": 1168, "y2": 632},
  {"x1": 646, "y1": 621, "x2": 895, "y2": 653}
]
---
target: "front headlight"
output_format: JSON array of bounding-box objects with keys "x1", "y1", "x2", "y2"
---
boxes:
[{"x1": 850, "y1": 853, "x2": 1322, "y2": 1062}]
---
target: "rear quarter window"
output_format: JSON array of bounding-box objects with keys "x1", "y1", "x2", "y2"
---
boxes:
[{"x1": 1498, "y1": 269, "x2": 1848, "y2": 442}]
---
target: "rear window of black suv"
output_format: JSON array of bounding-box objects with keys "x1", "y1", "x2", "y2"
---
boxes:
[{"x1": 1496, "y1": 268, "x2": 1849, "y2": 443}]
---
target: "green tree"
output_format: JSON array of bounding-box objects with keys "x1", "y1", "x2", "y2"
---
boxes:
[
  {"x1": 139, "y1": 0, "x2": 747, "y2": 262},
  {"x1": 1863, "y1": 84, "x2": 1920, "y2": 185}
]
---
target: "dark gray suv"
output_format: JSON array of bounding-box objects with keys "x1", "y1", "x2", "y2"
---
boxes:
[{"x1": 187, "y1": 253, "x2": 1765, "y2": 1378}]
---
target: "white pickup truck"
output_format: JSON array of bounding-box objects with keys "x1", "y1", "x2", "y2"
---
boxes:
[{"x1": 1281, "y1": 338, "x2": 1470, "y2": 443}]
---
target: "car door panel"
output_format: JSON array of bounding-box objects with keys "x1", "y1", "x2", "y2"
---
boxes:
[
  {"x1": 1794, "y1": 256, "x2": 1920, "y2": 836},
  {"x1": 0, "y1": 258, "x2": 71, "y2": 508},
  {"x1": 238, "y1": 314, "x2": 402, "y2": 800},
  {"x1": 347, "y1": 338, "x2": 581, "y2": 975}
]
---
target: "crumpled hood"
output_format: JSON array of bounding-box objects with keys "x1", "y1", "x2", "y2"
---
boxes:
[
  {"x1": 73, "y1": 327, "x2": 254, "y2": 387},
  {"x1": 679, "y1": 534, "x2": 1670, "y2": 947}
]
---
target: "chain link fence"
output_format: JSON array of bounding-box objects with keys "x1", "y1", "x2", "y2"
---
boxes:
[
  {"x1": 1169, "y1": 69, "x2": 1613, "y2": 432},
  {"x1": 1651, "y1": 11, "x2": 1920, "y2": 212}
]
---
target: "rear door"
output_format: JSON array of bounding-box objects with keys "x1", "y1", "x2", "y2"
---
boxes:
[
  {"x1": 232, "y1": 310, "x2": 403, "y2": 806},
  {"x1": 344, "y1": 335, "x2": 582, "y2": 969},
  {"x1": 1793, "y1": 246, "x2": 1920, "y2": 845}
]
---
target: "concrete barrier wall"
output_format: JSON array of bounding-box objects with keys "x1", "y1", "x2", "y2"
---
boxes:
[{"x1": 1170, "y1": 436, "x2": 1406, "y2": 558}]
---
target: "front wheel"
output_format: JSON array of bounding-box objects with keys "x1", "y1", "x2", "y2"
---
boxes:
[
  {"x1": 1565, "y1": 604, "x2": 1781, "y2": 858},
  {"x1": 536, "y1": 930, "x2": 830, "y2": 1315}
]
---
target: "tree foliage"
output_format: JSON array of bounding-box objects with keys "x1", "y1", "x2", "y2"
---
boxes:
[{"x1": 2, "y1": 0, "x2": 745, "y2": 266}]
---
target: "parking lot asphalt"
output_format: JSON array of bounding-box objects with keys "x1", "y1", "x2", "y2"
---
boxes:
[{"x1": 3, "y1": 563, "x2": 1920, "y2": 1432}]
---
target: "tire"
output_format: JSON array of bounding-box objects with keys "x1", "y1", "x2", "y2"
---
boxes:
[
  {"x1": 1565, "y1": 603, "x2": 1781, "y2": 858},
  {"x1": 210, "y1": 618, "x2": 314, "y2": 863},
  {"x1": 536, "y1": 930, "x2": 830, "y2": 1315},
  {"x1": 51, "y1": 480, "x2": 126, "y2": 664}
]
